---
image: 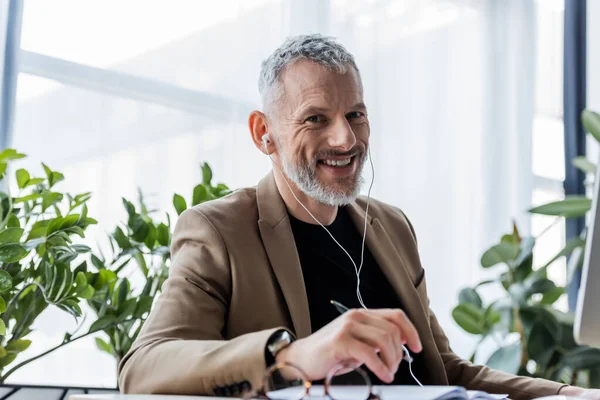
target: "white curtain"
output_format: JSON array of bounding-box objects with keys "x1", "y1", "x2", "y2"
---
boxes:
[{"x1": 7, "y1": 0, "x2": 536, "y2": 386}]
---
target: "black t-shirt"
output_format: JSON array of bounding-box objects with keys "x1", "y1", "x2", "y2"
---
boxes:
[{"x1": 289, "y1": 207, "x2": 426, "y2": 386}]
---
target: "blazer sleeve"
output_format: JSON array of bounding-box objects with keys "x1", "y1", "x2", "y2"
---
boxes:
[{"x1": 118, "y1": 207, "x2": 288, "y2": 395}]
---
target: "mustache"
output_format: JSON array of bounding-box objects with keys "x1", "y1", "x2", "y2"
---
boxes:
[{"x1": 313, "y1": 144, "x2": 366, "y2": 161}]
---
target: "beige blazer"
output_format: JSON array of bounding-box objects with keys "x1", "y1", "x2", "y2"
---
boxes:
[{"x1": 119, "y1": 173, "x2": 566, "y2": 400}]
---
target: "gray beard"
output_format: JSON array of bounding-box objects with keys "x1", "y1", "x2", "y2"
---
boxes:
[{"x1": 280, "y1": 153, "x2": 365, "y2": 207}]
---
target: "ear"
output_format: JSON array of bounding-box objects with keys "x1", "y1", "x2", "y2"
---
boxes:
[{"x1": 249, "y1": 110, "x2": 272, "y2": 155}]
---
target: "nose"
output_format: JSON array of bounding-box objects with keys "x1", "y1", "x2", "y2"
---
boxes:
[{"x1": 327, "y1": 117, "x2": 356, "y2": 151}]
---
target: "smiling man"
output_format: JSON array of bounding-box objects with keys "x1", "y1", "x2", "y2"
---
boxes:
[{"x1": 118, "y1": 34, "x2": 596, "y2": 400}]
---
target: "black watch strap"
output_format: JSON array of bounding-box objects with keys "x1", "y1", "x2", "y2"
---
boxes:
[{"x1": 264, "y1": 329, "x2": 295, "y2": 366}]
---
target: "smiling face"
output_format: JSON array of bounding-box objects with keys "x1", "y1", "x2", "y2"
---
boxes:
[{"x1": 269, "y1": 60, "x2": 369, "y2": 206}]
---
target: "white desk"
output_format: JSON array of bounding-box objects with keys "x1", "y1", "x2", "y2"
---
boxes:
[{"x1": 69, "y1": 395, "x2": 226, "y2": 400}]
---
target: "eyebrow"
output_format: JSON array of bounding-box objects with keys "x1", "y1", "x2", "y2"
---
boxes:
[{"x1": 296, "y1": 102, "x2": 367, "y2": 117}]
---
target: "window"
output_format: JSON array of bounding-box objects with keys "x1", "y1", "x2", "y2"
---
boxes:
[{"x1": 531, "y1": 0, "x2": 567, "y2": 306}]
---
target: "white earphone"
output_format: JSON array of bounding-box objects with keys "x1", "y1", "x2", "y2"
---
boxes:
[{"x1": 261, "y1": 133, "x2": 422, "y2": 386}]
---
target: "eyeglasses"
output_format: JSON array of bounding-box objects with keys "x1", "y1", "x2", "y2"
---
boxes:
[{"x1": 244, "y1": 362, "x2": 380, "y2": 400}]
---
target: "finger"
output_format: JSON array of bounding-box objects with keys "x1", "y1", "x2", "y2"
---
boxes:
[
  {"x1": 355, "y1": 312, "x2": 403, "y2": 367},
  {"x1": 344, "y1": 310, "x2": 403, "y2": 364},
  {"x1": 378, "y1": 309, "x2": 422, "y2": 353},
  {"x1": 351, "y1": 325, "x2": 401, "y2": 373},
  {"x1": 345, "y1": 339, "x2": 394, "y2": 383}
]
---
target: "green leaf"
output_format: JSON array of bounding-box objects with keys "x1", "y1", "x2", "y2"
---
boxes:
[
  {"x1": 0, "y1": 149, "x2": 26, "y2": 162},
  {"x1": 481, "y1": 243, "x2": 520, "y2": 268},
  {"x1": 458, "y1": 288, "x2": 483, "y2": 309},
  {"x1": 582, "y1": 109, "x2": 600, "y2": 143},
  {"x1": 0, "y1": 243, "x2": 27, "y2": 263},
  {"x1": 0, "y1": 347, "x2": 6, "y2": 358},
  {"x1": 519, "y1": 306, "x2": 559, "y2": 339},
  {"x1": 529, "y1": 196, "x2": 592, "y2": 218},
  {"x1": 525, "y1": 277, "x2": 556, "y2": 296},
  {"x1": 122, "y1": 198, "x2": 136, "y2": 217},
  {"x1": 0, "y1": 296, "x2": 5, "y2": 313},
  {"x1": 572, "y1": 156, "x2": 597, "y2": 174},
  {"x1": 157, "y1": 223, "x2": 169, "y2": 247},
  {"x1": 129, "y1": 215, "x2": 150, "y2": 243},
  {"x1": 192, "y1": 184, "x2": 210, "y2": 206},
  {"x1": 41, "y1": 191, "x2": 63, "y2": 212},
  {"x1": 91, "y1": 254, "x2": 105, "y2": 270},
  {"x1": 562, "y1": 347, "x2": 600, "y2": 370},
  {"x1": 6, "y1": 340, "x2": 31, "y2": 353},
  {"x1": 42, "y1": 163, "x2": 64, "y2": 188},
  {"x1": 0, "y1": 227, "x2": 24, "y2": 245},
  {"x1": 95, "y1": 337, "x2": 113, "y2": 355},
  {"x1": 78, "y1": 284, "x2": 95, "y2": 299},
  {"x1": 213, "y1": 183, "x2": 231, "y2": 198},
  {"x1": 117, "y1": 279, "x2": 129, "y2": 307},
  {"x1": 117, "y1": 298, "x2": 138, "y2": 321},
  {"x1": 6, "y1": 214, "x2": 20, "y2": 229},
  {"x1": 483, "y1": 304, "x2": 502, "y2": 330},
  {"x1": 113, "y1": 227, "x2": 132, "y2": 249},
  {"x1": 0, "y1": 163, "x2": 6, "y2": 179},
  {"x1": 542, "y1": 236, "x2": 586, "y2": 269},
  {"x1": 24, "y1": 177, "x2": 44, "y2": 187},
  {"x1": 134, "y1": 295, "x2": 154, "y2": 318},
  {"x1": 144, "y1": 224, "x2": 156, "y2": 250},
  {"x1": 173, "y1": 194, "x2": 187, "y2": 216},
  {"x1": 201, "y1": 162, "x2": 213, "y2": 185},
  {"x1": 89, "y1": 315, "x2": 117, "y2": 333},
  {"x1": 75, "y1": 271, "x2": 86, "y2": 289},
  {"x1": 0, "y1": 353, "x2": 16, "y2": 367},
  {"x1": 486, "y1": 342, "x2": 521, "y2": 374},
  {"x1": 0, "y1": 319, "x2": 6, "y2": 335},
  {"x1": 452, "y1": 303, "x2": 485, "y2": 335},
  {"x1": 26, "y1": 220, "x2": 50, "y2": 240},
  {"x1": 527, "y1": 322, "x2": 557, "y2": 368},
  {"x1": 57, "y1": 299, "x2": 82, "y2": 318},
  {"x1": 15, "y1": 169, "x2": 30, "y2": 189},
  {"x1": 540, "y1": 287, "x2": 565, "y2": 305}
]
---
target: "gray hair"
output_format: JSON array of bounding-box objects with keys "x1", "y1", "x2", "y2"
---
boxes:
[{"x1": 258, "y1": 34, "x2": 361, "y2": 113}]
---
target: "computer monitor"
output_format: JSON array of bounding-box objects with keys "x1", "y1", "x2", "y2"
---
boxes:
[{"x1": 574, "y1": 165, "x2": 600, "y2": 348}]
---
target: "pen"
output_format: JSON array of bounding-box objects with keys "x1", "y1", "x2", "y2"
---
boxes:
[
  {"x1": 330, "y1": 299, "x2": 416, "y2": 365},
  {"x1": 330, "y1": 300, "x2": 351, "y2": 315}
]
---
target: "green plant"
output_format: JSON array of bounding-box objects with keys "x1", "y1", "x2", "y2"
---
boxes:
[
  {"x1": 0, "y1": 150, "x2": 99, "y2": 382},
  {"x1": 528, "y1": 109, "x2": 600, "y2": 292},
  {"x1": 90, "y1": 163, "x2": 232, "y2": 368},
  {"x1": 453, "y1": 224, "x2": 600, "y2": 386},
  {"x1": 452, "y1": 109, "x2": 600, "y2": 387}
]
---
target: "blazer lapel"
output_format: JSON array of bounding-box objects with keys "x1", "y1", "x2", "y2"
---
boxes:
[
  {"x1": 257, "y1": 173, "x2": 312, "y2": 339},
  {"x1": 347, "y1": 202, "x2": 448, "y2": 384}
]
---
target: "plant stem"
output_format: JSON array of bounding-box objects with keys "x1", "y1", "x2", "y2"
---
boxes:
[
  {"x1": 537, "y1": 217, "x2": 563, "y2": 240},
  {"x1": 514, "y1": 307, "x2": 528, "y2": 369},
  {"x1": 3, "y1": 282, "x2": 38, "y2": 325},
  {"x1": 0, "y1": 317, "x2": 143, "y2": 382}
]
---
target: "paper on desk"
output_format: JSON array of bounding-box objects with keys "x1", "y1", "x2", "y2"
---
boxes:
[{"x1": 267, "y1": 385, "x2": 508, "y2": 400}]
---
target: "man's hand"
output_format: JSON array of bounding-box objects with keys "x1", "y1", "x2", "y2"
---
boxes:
[
  {"x1": 275, "y1": 308, "x2": 422, "y2": 383},
  {"x1": 559, "y1": 386, "x2": 600, "y2": 399}
]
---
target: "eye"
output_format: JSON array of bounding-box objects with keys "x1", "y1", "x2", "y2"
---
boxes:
[
  {"x1": 346, "y1": 111, "x2": 365, "y2": 119},
  {"x1": 305, "y1": 115, "x2": 327, "y2": 123}
]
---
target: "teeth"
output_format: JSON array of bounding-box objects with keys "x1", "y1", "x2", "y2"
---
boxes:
[{"x1": 323, "y1": 158, "x2": 352, "y2": 167}]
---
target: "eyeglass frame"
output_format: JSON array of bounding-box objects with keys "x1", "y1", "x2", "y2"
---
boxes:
[{"x1": 249, "y1": 361, "x2": 381, "y2": 400}]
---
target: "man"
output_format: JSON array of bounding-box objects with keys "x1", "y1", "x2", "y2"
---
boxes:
[{"x1": 119, "y1": 35, "x2": 595, "y2": 400}]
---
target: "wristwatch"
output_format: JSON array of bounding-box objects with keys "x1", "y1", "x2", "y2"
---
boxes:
[{"x1": 265, "y1": 329, "x2": 295, "y2": 366}]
